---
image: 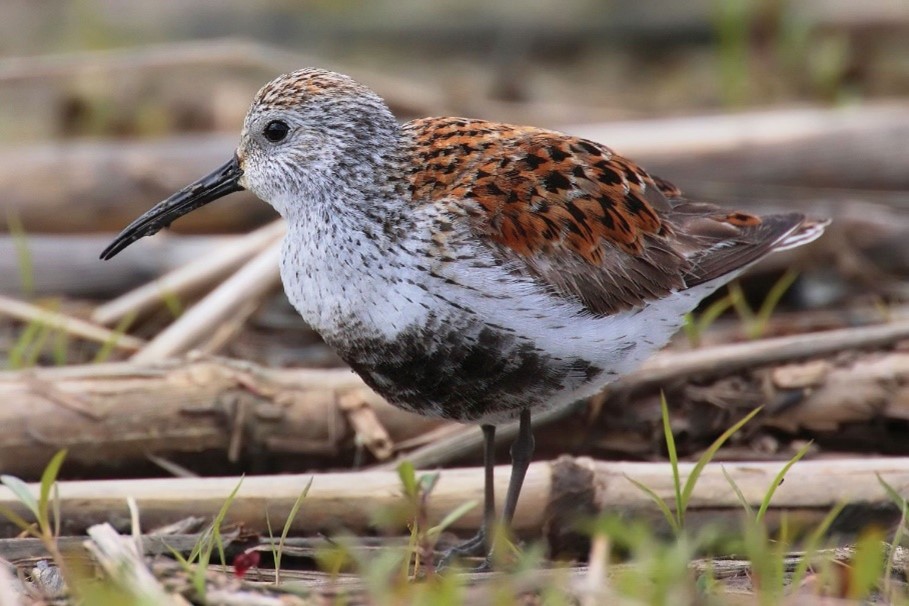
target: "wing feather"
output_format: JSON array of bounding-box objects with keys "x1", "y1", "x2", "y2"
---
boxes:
[{"x1": 404, "y1": 117, "x2": 823, "y2": 315}]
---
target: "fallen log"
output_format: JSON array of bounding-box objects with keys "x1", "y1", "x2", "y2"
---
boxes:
[
  {"x1": 566, "y1": 103, "x2": 909, "y2": 191},
  {"x1": 5, "y1": 317, "x2": 909, "y2": 478},
  {"x1": 0, "y1": 357, "x2": 443, "y2": 479},
  {"x1": 0, "y1": 135, "x2": 275, "y2": 234},
  {"x1": 0, "y1": 234, "x2": 236, "y2": 298},
  {"x1": 0, "y1": 457, "x2": 905, "y2": 547}
]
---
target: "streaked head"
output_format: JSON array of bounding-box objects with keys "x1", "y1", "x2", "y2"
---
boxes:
[{"x1": 100, "y1": 68, "x2": 398, "y2": 260}]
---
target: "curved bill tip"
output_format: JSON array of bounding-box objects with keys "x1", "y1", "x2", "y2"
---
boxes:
[{"x1": 100, "y1": 155, "x2": 244, "y2": 260}]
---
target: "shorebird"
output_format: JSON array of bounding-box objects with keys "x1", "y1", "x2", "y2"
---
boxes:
[{"x1": 101, "y1": 68, "x2": 826, "y2": 567}]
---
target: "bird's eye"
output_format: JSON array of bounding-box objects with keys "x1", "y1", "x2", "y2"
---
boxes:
[{"x1": 263, "y1": 120, "x2": 290, "y2": 143}]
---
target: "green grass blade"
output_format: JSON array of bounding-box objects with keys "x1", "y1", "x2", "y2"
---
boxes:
[
  {"x1": 682, "y1": 313, "x2": 699, "y2": 348},
  {"x1": 417, "y1": 471, "x2": 440, "y2": 497},
  {"x1": 755, "y1": 441, "x2": 811, "y2": 524},
  {"x1": 160, "y1": 290, "x2": 184, "y2": 319},
  {"x1": 625, "y1": 474, "x2": 679, "y2": 534},
  {"x1": 165, "y1": 542, "x2": 191, "y2": 569},
  {"x1": 659, "y1": 393, "x2": 683, "y2": 530},
  {"x1": 212, "y1": 476, "x2": 244, "y2": 567},
  {"x1": 186, "y1": 527, "x2": 208, "y2": 564},
  {"x1": 0, "y1": 503, "x2": 40, "y2": 537},
  {"x1": 428, "y1": 500, "x2": 477, "y2": 539},
  {"x1": 877, "y1": 474, "x2": 907, "y2": 513},
  {"x1": 0, "y1": 475, "x2": 38, "y2": 517},
  {"x1": 276, "y1": 477, "x2": 313, "y2": 581},
  {"x1": 697, "y1": 293, "x2": 735, "y2": 336},
  {"x1": 397, "y1": 460, "x2": 418, "y2": 499},
  {"x1": 720, "y1": 465, "x2": 754, "y2": 518},
  {"x1": 23, "y1": 320, "x2": 52, "y2": 368},
  {"x1": 680, "y1": 406, "x2": 763, "y2": 519},
  {"x1": 9, "y1": 319, "x2": 41, "y2": 370},
  {"x1": 51, "y1": 329, "x2": 69, "y2": 367},
  {"x1": 92, "y1": 311, "x2": 136, "y2": 364},
  {"x1": 848, "y1": 528, "x2": 886, "y2": 600},
  {"x1": 878, "y1": 475, "x2": 909, "y2": 597},
  {"x1": 7, "y1": 211, "x2": 33, "y2": 299},
  {"x1": 789, "y1": 500, "x2": 847, "y2": 590},
  {"x1": 728, "y1": 281, "x2": 755, "y2": 326},
  {"x1": 753, "y1": 269, "x2": 798, "y2": 338},
  {"x1": 38, "y1": 450, "x2": 67, "y2": 532},
  {"x1": 52, "y1": 482, "x2": 61, "y2": 538},
  {"x1": 265, "y1": 507, "x2": 276, "y2": 576}
]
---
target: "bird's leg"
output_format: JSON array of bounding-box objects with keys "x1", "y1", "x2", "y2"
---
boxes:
[
  {"x1": 482, "y1": 408, "x2": 534, "y2": 569},
  {"x1": 438, "y1": 424, "x2": 496, "y2": 567},
  {"x1": 502, "y1": 408, "x2": 534, "y2": 527}
]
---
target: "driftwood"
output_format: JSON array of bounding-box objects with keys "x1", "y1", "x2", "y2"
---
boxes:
[
  {"x1": 131, "y1": 242, "x2": 282, "y2": 362},
  {"x1": 0, "y1": 135, "x2": 275, "y2": 234},
  {"x1": 616, "y1": 318, "x2": 909, "y2": 395},
  {"x1": 567, "y1": 103, "x2": 909, "y2": 192},
  {"x1": 0, "y1": 39, "x2": 450, "y2": 122},
  {"x1": 0, "y1": 457, "x2": 906, "y2": 545},
  {"x1": 2, "y1": 104, "x2": 909, "y2": 235},
  {"x1": 0, "y1": 357, "x2": 443, "y2": 478},
  {"x1": 92, "y1": 221, "x2": 285, "y2": 326},
  {"x1": 0, "y1": 234, "x2": 237, "y2": 298},
  {"x1": 0, "y1": 294, "x2": 143, "y2": 352},
  {"x1": 5, "y1": 316, "x2": 909, "y2": 477}
]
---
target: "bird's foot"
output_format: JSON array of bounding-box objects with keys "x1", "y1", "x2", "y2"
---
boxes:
[{"x1": 437, "y1": 529, "x2": 488, "y2": 570}]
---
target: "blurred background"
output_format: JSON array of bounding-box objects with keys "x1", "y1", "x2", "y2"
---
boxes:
[{"x1": 2, "y1": 0, "x2": 909, "y2": 478}]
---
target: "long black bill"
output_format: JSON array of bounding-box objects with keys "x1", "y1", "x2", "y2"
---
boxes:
[{"x1": 100, "y1": 155, "x2": 244, "y2": 260}]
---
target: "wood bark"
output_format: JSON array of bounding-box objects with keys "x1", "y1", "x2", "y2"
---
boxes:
[
  {"x1": 0, "y1": 357, "x2": 443, "y2": 478},
  {"x1": 567, "y1": 103, "x2": 909, "y2": 192},
  {"x1": 0, "y1": 457, "x2": 905, "y2": 545},
  {"x1": 0, "y1": 135, "x2": 276, "y2": 234},
  {"x1": 5, "y1": 315, "x2": 909, "y2": 477},
  {"x1": 0, "y1": 234, "x2": 242, "y2": 298}
]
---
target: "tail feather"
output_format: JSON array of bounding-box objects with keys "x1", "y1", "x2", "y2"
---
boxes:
[
  {"x1": 683, "y1": 214, "x2": 829, "y2": 288},
  {"x1": 774, "y1": 218, "x2": 830, "y2": 252}
]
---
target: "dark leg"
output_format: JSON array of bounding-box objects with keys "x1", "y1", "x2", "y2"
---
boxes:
[
  {"x1": 438, "y1": 424, "x2": 496, "y2": 566},
  {"x1": 480, "y1": 423, "x2": 497, "y2": 547},
  {"x1": 482, "y1": 408, "x2": 534, "y2": 569},
  {"x1": 501, "y1": 408, "x2": 534, "y2": 527}
]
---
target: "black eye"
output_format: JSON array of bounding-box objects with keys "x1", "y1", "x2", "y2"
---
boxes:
[{"x1": 263, "y1": 120, "x2": 290, "y2": 143}]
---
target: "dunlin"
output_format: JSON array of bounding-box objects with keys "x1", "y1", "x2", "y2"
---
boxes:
[{"x1": 101, "y1": 68, "x2": 827, "y2": 566}]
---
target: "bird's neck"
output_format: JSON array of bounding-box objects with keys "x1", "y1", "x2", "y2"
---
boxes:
[{"x1": 277, "y1": 132, "x2": 425, "y2": 344}]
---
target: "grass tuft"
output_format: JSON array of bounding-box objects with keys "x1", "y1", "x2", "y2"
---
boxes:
[{"x1": 627, "y1": 393, "x2": 763, "y2": 534}]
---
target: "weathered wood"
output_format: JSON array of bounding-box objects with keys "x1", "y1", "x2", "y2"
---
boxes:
[
  {"x1": 130, "y1": 242, "x2": 282, "y2": 362},
  {"x1": 0, "y1": 135, "x2": 275, "y2": 234},
  {"x1": 616, "y1": 318, "x2": 909, "y2": 395},
  {"x1": 0, "y1": 358, "x2": 443, "y2": 479},
  {"x1": 0, "y1": 234, "x2": 235, "y2": 298},
  {"x1": 0, "y1": 457, "x2": 905, "y2": 542},
  {"x1": 92, "y1": 221, "x2": 285, "y2": 326},
  {"x1": 567, "y1": 103, "x2": 909, "y2": 191},
  {"x1": 5, "y1": 314, "x2": 909, "y2": 478}
]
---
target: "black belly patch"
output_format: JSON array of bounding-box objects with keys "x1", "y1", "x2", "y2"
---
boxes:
[{"x1": 335, "y1": 317, "x2": 603, "y2": 422}]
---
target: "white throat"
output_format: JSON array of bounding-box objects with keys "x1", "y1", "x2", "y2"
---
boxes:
[{"x1": 275, "y1": 190, "x2": 429, "y2": 345}]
